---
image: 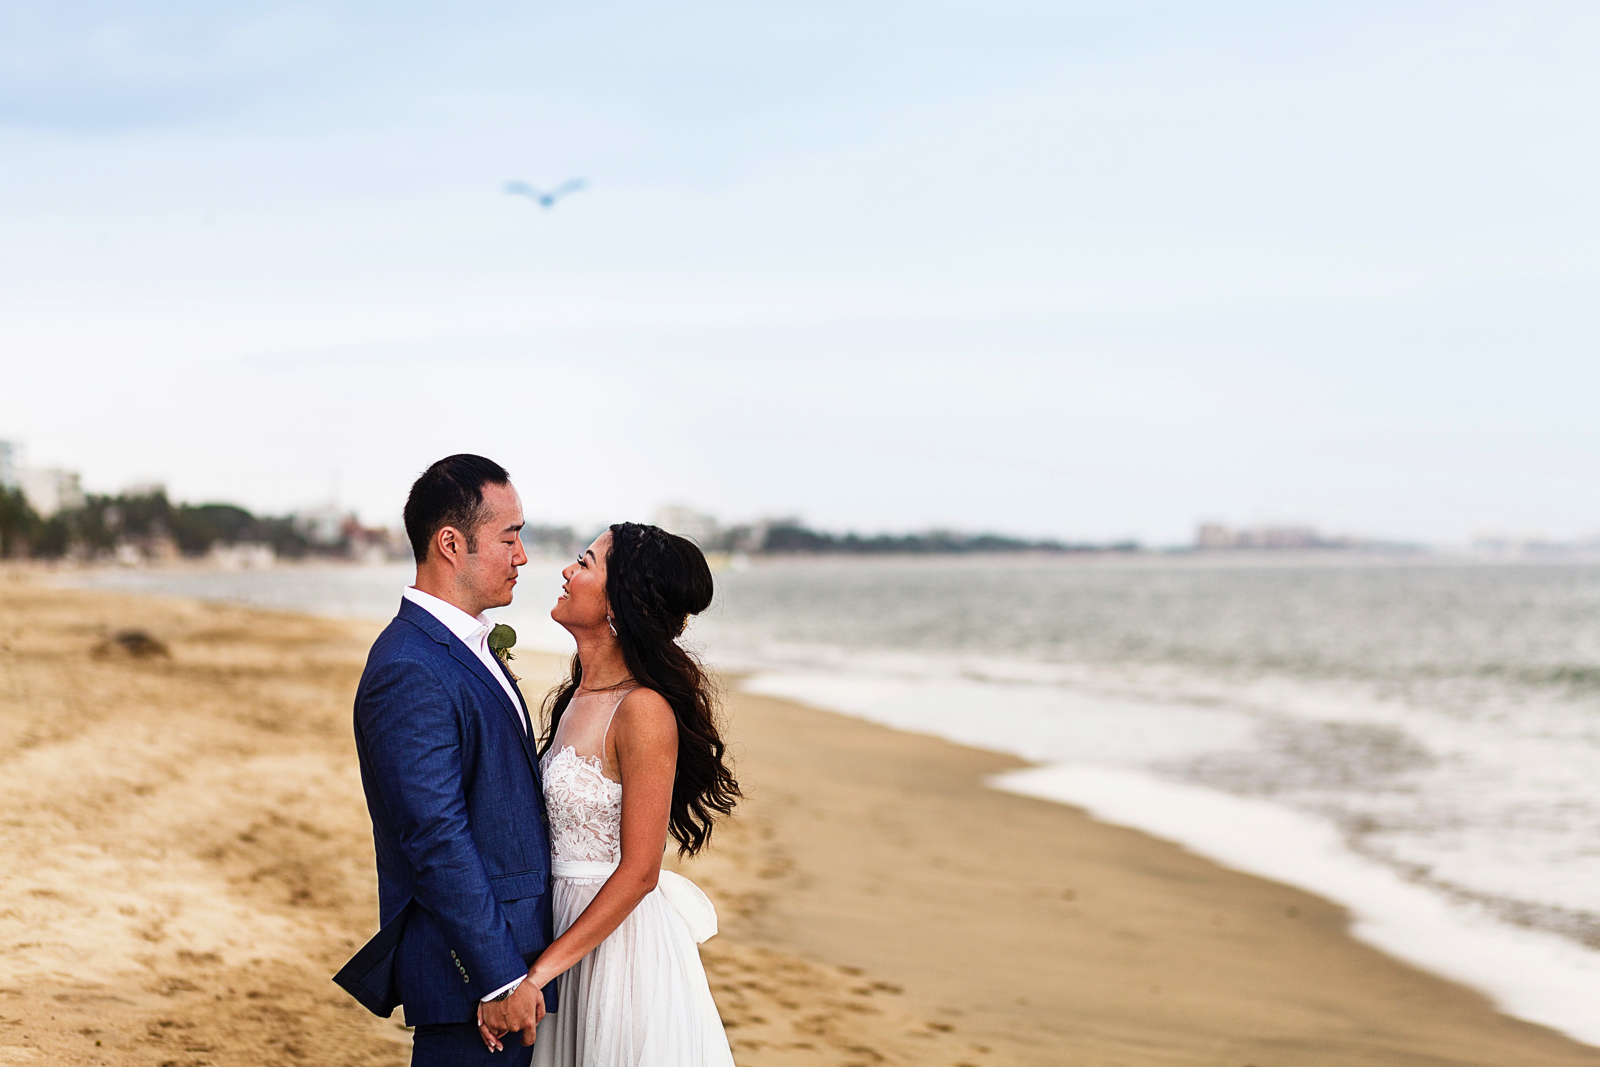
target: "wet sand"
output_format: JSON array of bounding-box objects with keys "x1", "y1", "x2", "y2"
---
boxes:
[{"x1": 1, "y1": 573, "x2": 1596, "y2": 1066}]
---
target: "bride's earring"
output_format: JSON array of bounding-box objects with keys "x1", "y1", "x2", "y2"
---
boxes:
[{"x1": 607, "y1": 614, "x2": 618, "y2": 638}]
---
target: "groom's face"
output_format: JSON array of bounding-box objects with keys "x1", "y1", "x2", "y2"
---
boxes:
[{"x1": 459, "y1": 481, "x2": 528, "y2": 613}]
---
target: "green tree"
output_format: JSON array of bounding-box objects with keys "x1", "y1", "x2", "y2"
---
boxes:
[{"x1": 0, "y1": 488, "x2": 40, "y2": 558}]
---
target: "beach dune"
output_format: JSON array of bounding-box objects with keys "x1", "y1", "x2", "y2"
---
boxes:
[{"x1": 0, "y1": 574, "x2": 1595, "y2": 1066}]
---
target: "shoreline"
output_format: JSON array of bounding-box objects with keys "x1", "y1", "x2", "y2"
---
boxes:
[
  {"x1": 3, "y1": 575, "x2": 1596, "y2": 1064},
  {"x1": 737, "y1": 665, "x2": 1600, "y2": 1051},
  {"x1": 678, "y1": 684, "x2": 1600, "y2": 1066}
]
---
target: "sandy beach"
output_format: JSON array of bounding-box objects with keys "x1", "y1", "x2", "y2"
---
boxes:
[{"x1": 2, "y1": 573, "x2": 1597, "y2": 1067}]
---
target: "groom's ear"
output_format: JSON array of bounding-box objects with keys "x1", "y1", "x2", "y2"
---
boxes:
[{"x1": 435, "y1": 524, "x2": 462, "y2": 564}]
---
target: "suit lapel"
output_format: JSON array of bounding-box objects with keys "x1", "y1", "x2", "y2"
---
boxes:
[
  {"x1": 398, "y1": 600, "x2": 539, "y2": 771},
  {"x1": 493, "y1": 657, "x2": 542, "y2": 778}
]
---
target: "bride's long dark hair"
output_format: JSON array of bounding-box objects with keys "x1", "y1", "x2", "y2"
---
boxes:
[{"x1": 540, "y1": 522, "x2": 741, "y2": 856}]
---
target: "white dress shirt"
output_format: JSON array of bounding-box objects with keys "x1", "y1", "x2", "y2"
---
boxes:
[
  {"x1": 401, "y1": 586, "x2": 532, "y2": 1003},
  {"x1": 402, "y1": 586, "x2": 529, "y2": 734}
]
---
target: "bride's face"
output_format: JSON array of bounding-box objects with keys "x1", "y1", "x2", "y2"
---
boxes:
[{"x1": 552, "y1": 531, "x2": 612, "y2": 631}]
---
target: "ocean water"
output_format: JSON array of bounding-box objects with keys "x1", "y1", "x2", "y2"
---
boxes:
[
  {"x1": 60, "y1": 554, "x2": 1600, "y2": 1044},
  {"x1": 690, "y1": 555, "x2": 1600, "y2": 1045}
]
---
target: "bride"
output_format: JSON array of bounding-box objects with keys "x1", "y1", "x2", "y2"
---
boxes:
[{"x1": 478, "y1": 522, "x2": 740, "y2": 1066}]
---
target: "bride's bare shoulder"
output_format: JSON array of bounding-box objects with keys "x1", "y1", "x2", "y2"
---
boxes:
[{"x1": 613, "y1": 687, "x2": 677, "y2": 747}]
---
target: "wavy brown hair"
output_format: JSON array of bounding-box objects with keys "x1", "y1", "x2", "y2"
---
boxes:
[{"x1": 541, "y1": 522, "x2": 740, "y2": 856}]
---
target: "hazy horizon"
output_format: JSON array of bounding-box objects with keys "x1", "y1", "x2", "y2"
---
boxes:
[{"x1": 3, "y1": 2, "x2": 1597, "y2": 545}]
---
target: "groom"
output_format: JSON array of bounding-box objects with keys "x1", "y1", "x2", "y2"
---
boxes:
[{"x1": 335, "y1": 454, "x2": 555, "y2": 1065}]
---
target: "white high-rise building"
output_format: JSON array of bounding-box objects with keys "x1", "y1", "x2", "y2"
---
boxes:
[
  {"x1": 294, "y1": 504, "x2": 347, "y2": 546},
  {"x1": 0, "y1": 440, "x2": 18, "y2": 490},
  {"x1": 18, "y1": 467, "x2": 84, "y2": 518},
  {"x1": 652, "y1": 504, "x2": 720, "y2": 548}
]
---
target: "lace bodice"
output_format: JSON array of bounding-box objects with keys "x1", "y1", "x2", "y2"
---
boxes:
[{"x1": 540, "y1": 744, "x2": 624, "y2": 863}]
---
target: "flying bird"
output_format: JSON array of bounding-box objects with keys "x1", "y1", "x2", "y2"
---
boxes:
[{"x1": 504, "y1": 178, "x2": 587, "y2": 209}]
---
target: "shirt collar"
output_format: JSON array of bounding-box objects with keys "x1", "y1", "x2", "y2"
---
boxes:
[{"x1": 403, "y1": 586, "x2": 491, "y2": 645}]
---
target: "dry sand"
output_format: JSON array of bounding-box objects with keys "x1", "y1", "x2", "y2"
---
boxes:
[{"x1": 0, "y1": 572, "x2": 1596, "y2": 1066}]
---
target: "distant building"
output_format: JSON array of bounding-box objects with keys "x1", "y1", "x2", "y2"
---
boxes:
[
  {"x1": 653, "y1": 504, "x2": 721, "y2": 548},
  {"x1": 18, "y1": 467, "x2": 84, "y2": 518},
  {"x1": 733, "y1": 518, "x2": 782, "y2": 554},
  {"x1": 1247, "y1": 526, "x2": 1320, "y2": 549},
  {"x1": 1470, "y1": 534, "x2": 1596, "y2": 559},
  {"x1": 0, "y1": 440, "x2": 17, "y2": 490},
  {"x1": 142, "y1": 534, "x2": 180, "y2": 563},
  {"x1": 1195, "y1": 522, "x2": 1341, "y2": 551},
  {"x1": 340, "y1": 515, "x2": 408, "y2": 564},
  {"x1": 294, "y1": 504, "x2": 346, "y2": 546}
]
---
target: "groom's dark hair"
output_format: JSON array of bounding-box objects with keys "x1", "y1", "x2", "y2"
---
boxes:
[{"x1": 403, "y1": 454, "x2": 511, "y2": 563}]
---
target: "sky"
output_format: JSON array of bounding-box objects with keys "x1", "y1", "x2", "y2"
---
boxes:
[{"x1": 1, "y1": 0, "x2": 1597, "y2": 545}]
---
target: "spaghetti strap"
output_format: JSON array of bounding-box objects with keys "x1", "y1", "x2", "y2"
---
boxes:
[{"x1": 600, "y1": 687, "x2": 636, "y2": 753}]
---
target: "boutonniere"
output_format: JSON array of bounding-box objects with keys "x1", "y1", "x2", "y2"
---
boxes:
[{"x1": 488, "y1": 623, "x2": 519, "y2": 681}]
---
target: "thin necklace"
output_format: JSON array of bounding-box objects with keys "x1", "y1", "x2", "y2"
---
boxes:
[{"x1": 575, "y1": 678, "x2": 636, "y2": 695}]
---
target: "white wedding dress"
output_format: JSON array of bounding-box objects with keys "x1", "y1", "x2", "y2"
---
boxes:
[{"x1": 531, "y1": 690, "x2": 735, "y2": 1067}]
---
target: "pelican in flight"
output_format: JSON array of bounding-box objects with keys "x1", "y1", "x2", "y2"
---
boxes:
[{"x1": 505, "y1": 179, "x2": 587, "y2": 209}]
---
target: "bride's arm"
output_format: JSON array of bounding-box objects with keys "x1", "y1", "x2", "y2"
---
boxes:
[{"x1": 529, "y1": 688, "x2": 679, "y2": 987}]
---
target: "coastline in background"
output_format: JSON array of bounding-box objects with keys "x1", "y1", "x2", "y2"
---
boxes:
[{"x1": 11, "y1": 474, "x2": 1598, "y2": 568}]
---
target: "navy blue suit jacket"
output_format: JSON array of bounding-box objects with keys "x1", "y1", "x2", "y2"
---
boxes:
[{"x1": 334, "y1": 598, "x2": 555, "y2": 1026}]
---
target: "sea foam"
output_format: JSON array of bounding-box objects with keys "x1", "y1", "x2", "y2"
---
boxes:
[{"x1": 741, "y1": 659, "x2": 1600, "y2": 1048}]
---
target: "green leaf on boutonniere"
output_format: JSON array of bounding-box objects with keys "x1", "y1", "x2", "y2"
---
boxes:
[{"x1": 488, "y1": 623, "x2": 517, "y2": 663}]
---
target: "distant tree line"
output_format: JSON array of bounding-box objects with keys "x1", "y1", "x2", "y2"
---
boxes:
[
  {"x1": 0, "y1": 489, "x2": 1137, "y2": 562},
  {"x1": 0, "y1": 488, "x2": 320, "y2": 561},
  {"x1": 525, "y1": 520, "x2": 1136, "y2": 556},
  {"x1": 736, "y1": 521, "x2": 1137, "y2": 555}
]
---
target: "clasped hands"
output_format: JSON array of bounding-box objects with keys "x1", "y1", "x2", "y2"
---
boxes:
[{"x1": 477, "y1": 974, "x2": 545, "y2": 1053}]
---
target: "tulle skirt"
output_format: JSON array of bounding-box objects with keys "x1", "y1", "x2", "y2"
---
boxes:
[{"x1": 532, "y1": 864, "x2": 734, "y2": 1067}]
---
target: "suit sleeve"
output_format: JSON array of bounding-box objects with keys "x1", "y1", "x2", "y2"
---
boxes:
[{"x1": 356, "y1": 656, "x2": 526, "y2": 996}]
